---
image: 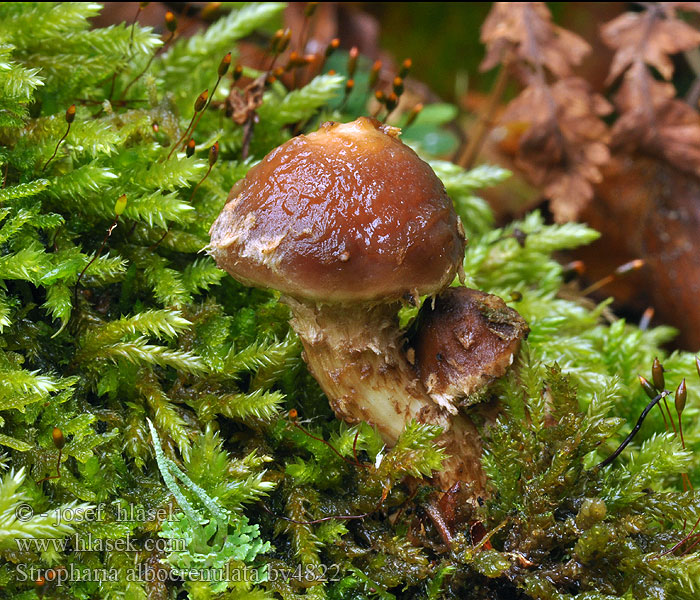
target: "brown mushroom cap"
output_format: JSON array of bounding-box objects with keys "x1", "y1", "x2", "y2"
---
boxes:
[
  {"x1": 209, "y1": 117, "x2": 465, "y2": 302},
  {"x1": 411, "y1": 287, "x2": 529, "y2": 410}
]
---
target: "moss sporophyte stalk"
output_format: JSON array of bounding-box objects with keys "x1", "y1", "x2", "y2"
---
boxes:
[{"x1": 3, "y1": 2, "x2": 700, "y2": 599}]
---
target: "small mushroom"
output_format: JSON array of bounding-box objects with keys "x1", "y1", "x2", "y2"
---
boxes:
[
  {"x1": 208, "y1": 117, "x2": 523, "y2": 491},
  {"x1": 411, "y1": 287, "x2": 530, "y2": 413}
]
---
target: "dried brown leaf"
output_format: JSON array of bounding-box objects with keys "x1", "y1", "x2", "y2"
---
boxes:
[
  {"x1": 613, "y1": 61, "x2": 675, "y2": 116},
  {"x1": 612, "y1": 62, "x2": 700, "y2": 177},
  {"x1": 480, "y1": 2, "x2": 590, "y2": 78},
  {"x1": 500, "y1": 78, "x2": 611, "y2": 222},
  {"x1": 227, "y1": 77, "x2": 265, "y2": 125},
  {"x1": 601, "y1": 5, "x2": 700, "y2": 83}
]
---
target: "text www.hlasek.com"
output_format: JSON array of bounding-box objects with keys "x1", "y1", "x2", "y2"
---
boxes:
[{"x1": 14, "y1": 533, "x2": 186, "y2": 553}]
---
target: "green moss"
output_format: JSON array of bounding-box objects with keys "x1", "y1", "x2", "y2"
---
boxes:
[{"x1": 1, "y1": 3, "x2": 700, "y2": 599}]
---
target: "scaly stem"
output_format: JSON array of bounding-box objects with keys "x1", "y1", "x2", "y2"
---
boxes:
[{"x1": 285, "y1": 298, "x2": 486, "y2": 492}]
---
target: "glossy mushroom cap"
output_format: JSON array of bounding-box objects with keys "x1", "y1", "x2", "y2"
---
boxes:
[
  {"x1": 209, "y1": 117, "x2": 465, "y2": 303},
  {"x1": 412, "y1": 287, "x2": 529, "y2": 410}
]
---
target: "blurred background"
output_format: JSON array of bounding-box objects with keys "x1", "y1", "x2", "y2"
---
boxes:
[{"x1": 94, "y1": 3, "x2": 626, "y2": 103}]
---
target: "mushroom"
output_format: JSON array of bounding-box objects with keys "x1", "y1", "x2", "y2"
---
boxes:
[
  {"x1": 208, "y1": 117, "x2": 524, "y2": 491},
  {"x1": 411, "y1": 287, "x2": 529, "y2": 413}
]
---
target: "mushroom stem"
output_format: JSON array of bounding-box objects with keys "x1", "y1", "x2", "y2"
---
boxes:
[{"x1": 284, "y1": 297, "x2": 486, "y2": 492}]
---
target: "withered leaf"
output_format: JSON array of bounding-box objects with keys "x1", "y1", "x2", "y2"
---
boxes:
[
  {"x1": 227, "y1": 76, "x2": 265, "y2": 125},
  {"x1": 613, "y1": 61, "x2": 675, "y2": 117},
  {"x1": 500, "y1": 78, "x2": 611, "y2": 222},
  {"x1": 612, "y1": 62, "x2": 700, "y2": 177},
  {"x1": 480, "y1": 2, "x2": 590, "y2": 78},
  {"x1": 601, "y1": 5, "x2": 700, "y2": 83}
]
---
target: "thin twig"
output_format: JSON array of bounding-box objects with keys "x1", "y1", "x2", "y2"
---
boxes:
[
  {"x1": 241, "y1": 114, "x2": 258, "y2": 160},
  {"x1": 457, "y1": 60, "x2": 510, "y2": 169}
]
